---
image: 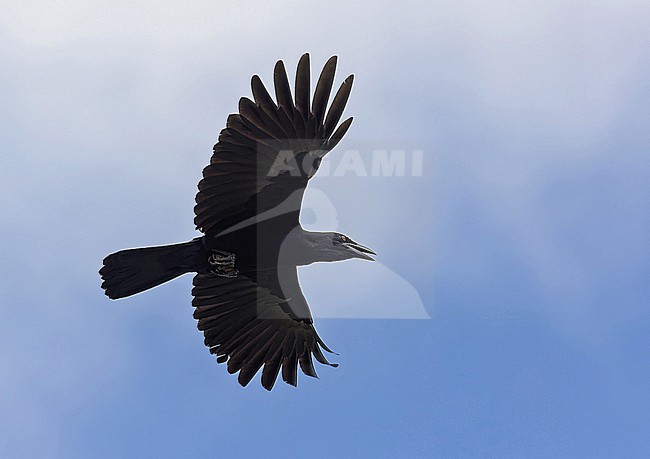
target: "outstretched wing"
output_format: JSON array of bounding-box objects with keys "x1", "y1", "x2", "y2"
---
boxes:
[
  {"x1": 192, "y1": 269, "x2": 337, "y2": 390},
  {"x1": 194, "y1": 53, "x2": 354, "y2": 236}
]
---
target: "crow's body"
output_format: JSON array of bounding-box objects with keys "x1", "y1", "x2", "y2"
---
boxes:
[{"x1": 100, "y1": 54, "x2": 374, "y2": 390}]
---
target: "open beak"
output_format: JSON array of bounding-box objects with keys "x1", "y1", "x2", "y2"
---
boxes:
[{"x1": 344, "y1": 241, "x2": 377, "y2": 261}]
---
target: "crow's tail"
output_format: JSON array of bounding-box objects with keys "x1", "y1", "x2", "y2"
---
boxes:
[{"x1": 100, "y1": 238, "x2": 207, "y2": 299}]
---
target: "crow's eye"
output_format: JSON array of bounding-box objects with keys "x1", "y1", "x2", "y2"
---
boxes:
[{"x1": 341, "y1": 235, "x2": 348, "y2": 242}]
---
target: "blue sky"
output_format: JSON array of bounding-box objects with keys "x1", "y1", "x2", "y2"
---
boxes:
[{"x1": 1, "y1": 1, "x2": 650, "y2": 457}]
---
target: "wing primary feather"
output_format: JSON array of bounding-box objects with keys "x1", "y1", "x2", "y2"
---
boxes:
[
  {"x1": 314, "y1": 332, "x2": 338, "y2": 355},
  {"x1": 281, "y1": 329, "x2": 298, "y2": 386},
  {"x1": 273, "y1": 60, "x2": 294, "y2": 114},
  {"x1": 237, "y1": 361, "x2": 263, "y2": 387},
  {"x1": 324, "y1": 75, "x2": 354, "y2": 138},
  {"x1": 295, "y1": 53, "x2": 311, "y2": 117},
  {"x1": 251, "y1": 75, "x2": 278, "y2": 113},
  {"x1": 282, "y1": 349, "x2": 298, "y2": 386},
  {"x1": 312, "y1": 343, "x2": 337, "y2": 366},
  {"x1": 311, "y1": 56, "x2": 338, "y2": 125},
  {"x1": 326, "y1": 116, "x2": 353, "y2": 150},
  {"x1": 261, "y1": 342, "x2": 284, "y2": 391},
  {"x1": 298, "y1": 350, "x2": 318, "y2": 378},
  {"x1": 236, "y1": 330, "x2": 279, "y2": 386},
  {"x1": 236, "y1": 334, "x2": 277, "y2": 387}
]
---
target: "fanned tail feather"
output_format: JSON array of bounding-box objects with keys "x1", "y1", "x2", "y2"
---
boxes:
[{"x1": 100, "y1": 239, "x2": 206, "y2": 299}]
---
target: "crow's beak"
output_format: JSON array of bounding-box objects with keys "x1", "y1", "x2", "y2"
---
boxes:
[{"x1": 344, "y1": 241, "x2": 377, "y2": 261}]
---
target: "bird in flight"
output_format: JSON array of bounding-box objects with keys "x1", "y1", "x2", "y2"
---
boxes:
[{"x1": 100, "y1": 54, "x2": 375, "y2": 390}]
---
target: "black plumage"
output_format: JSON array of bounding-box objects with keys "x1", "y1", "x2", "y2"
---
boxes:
[{"x1": 100, "y1": 54, "x2": 375, "y2": 390}]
